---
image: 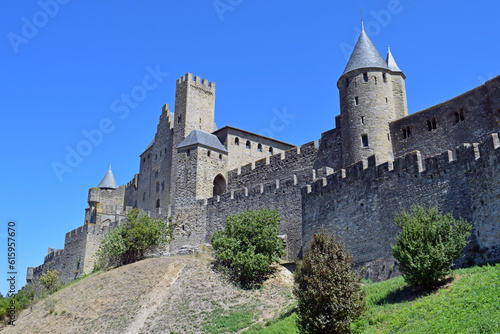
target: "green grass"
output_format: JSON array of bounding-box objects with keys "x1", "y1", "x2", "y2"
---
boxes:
[
  {"x1": 243, "y1": 263, "x2": 500, "y2": 333},
  {"x1": 201, "y1": 305, "x2": 254, "y2": 334}
]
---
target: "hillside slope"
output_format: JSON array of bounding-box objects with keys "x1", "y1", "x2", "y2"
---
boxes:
[{"x1": 6, "y1": 256, "x2": 294, "y2": 334}]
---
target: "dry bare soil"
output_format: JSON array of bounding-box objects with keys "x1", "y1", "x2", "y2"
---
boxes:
[{"x1": 5, "y1": 255, "x2": 294, "y2": 334}]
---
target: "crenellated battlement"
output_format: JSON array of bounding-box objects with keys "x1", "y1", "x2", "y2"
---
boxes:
[
  {"x1": 304, "y1": 132, "x2": 500, "y2": 198},
  {"x1": 176, "y1": 73, "x2": 215, "y2": 90},
  {"x1": 44, "y1": 249, "x2": 63, "y2": 263},
  {"x1": 227, "y1": 141, "x2": 319, "y2": 190}
]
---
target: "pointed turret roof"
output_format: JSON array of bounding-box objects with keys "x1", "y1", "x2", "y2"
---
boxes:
[
  {"x1": 386, "y1": 46, "x2": 402, "y2": 73},
  {"x1": 176, "y1": 129, "x2": 228, "y2": 153},
  {"x1": 342, "y1": 29, "x2": 389, "y2": 76},
  {"x1": 97, "y1": 166, "x2": 118, "y2": 189}
]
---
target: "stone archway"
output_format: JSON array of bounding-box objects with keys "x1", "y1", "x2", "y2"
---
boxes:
[{"x1": 213, "y1": 174, "x2": 226, "y2": 196}]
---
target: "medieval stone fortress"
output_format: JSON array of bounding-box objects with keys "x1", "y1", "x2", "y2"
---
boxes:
[{"x1": 27, "y1": 27, "x2": 500, "y2": 285}]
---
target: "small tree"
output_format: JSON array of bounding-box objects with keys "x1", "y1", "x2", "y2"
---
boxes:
[
  {"x1": 95, "y1": 208, "x2": 173, "y2": 269},
  {"x1": 294, "y1": 227, "x2": 366, "y2": 334},
  {"x1": 40, "y1": 269, "x2": 60, "y2": 294},
  {"x1": 391, "y1": 205, "x2": 473, "y2": 289},
  {"x1": 211, "y1": 209, "x2": 285, "y2": 287}
]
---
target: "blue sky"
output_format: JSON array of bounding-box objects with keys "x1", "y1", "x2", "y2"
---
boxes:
[{"x1": 1, "y1": 1, "x2": 499, "y2": 295}]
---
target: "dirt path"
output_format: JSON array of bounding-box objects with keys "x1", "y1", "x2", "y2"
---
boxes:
[{"x1": 125, "y1": 260, "x2": 186, "y2": 334}]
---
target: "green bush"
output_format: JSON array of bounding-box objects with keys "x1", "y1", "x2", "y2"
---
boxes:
[
  {"x1": 391, "y1": 205, "x2": 473, "y2": 289},
  {"x1": 294, "y1": 227, "x2": 366, "y2": 334},
  {"x1": 95, "y1": 208, "x2": 173, "y2": 269},
  {"x1": 211, "y1": 209, "x2": 285, "y2": 287},
  {"x1": 40, "y1": 268, "x2": 61, "y2": 294}
]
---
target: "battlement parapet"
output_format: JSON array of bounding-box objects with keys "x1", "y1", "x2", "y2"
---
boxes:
[
  {"x1": 176, "y1": 73, "x2": 215, "y2": 89},
  {"x1": 227, "y1": 141, "x2": 319, "y2": 188},
  {"x1": 304, "y1": 132, "x2": 500, "y2": 198},
  {"x1": 44, "y1": 249, "x2": 63, "y2": 263}
]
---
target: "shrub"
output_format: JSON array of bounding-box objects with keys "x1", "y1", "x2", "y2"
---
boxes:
[
  {"x1": 95, "y1": 208, "x2": 173, "y2": 269},
  {"x1": 211, "y1": 209, "x2": 285, "y2": 287},
  {"x1": 294, "y1": 227, "x2": 366, "y2": 334},
  {"x1": 40, "y1": 269, "x2": 61, "y2": 294},
  {"x1": 391, "y1": 205, "x2": 473, "y2": 289}
]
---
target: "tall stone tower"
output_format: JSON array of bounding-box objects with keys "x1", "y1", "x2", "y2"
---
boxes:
[
  {"x1": 338, "y1": 28, "x2": 408, "y2": 167},
  {"x1": 173, "y1": 73, "x2": 216, "y2": 148},
  {"x1": 171, "y1": 73, "x2": 225, "y2": 209}
]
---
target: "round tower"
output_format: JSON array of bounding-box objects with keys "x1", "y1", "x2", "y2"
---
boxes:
[{"x1": 338, "y1": 28, "x2": 407, "y2": 167}]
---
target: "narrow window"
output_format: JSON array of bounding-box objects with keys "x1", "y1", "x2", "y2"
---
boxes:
[
  {"x1": 269, "y1": 147, "x2": 273, "y2": 155},
  {"x1": 257, "y1": 144, "x2": 262, "y2": 152},
  {"x1": 234, "y1": 137, "x2": 239, "y2": 146},
  {"x1": 178, "y1": 115, "x2": 181, "y2": 124},
  {"x1": 385, "y1": 97, "x2": 388, "y2": 103},
  {"x1": 186, "y1": 150, "x2": 190, "y2": 157},
  {"x1": 402, "y1": 128, "x2": 407, "y2": 139},
  {"x1": 374, "y1": 77, "x2": 377, "y2": 85},
  {"x1": 143, "y1": 192, "x2": 146, "y2": 200},
  {"x1": 160, "y1": 151, "x2": 162, "y2": 157},
  {"x1": 363, "y1": 72, "x2": 368, "y2": 82},
  {"x1": 460, "y1": 108, "x2": 465, "y2": 121},
  {"x1": 387, "y1": 133, "x2": 390, "y2": 141},
  {"x1": 361, "y1": 116, "x2": 365, "y2": 125},
  {"x1": 427, "y1": 120, "x2": 432, "y2": 131},
  {"x1": 432, "y1": 117, "x2": 437, "y2": 129},
  {"x1": 454, "y1": 111, "x2": 460, "y2": 124},
  {"x1": 246, "y1": 140, "x2": 251, "y2": 149},
  {"x1": 164, "y1": 147, "x2": 167, "y2": 153},
  {"x1": 362, "y1": 134, "x2": 369, "y2": 147},
  {"x1": 148, "y1": 153, "x2": 150, "y2": 159},
  {"x1": 156, "y1": 181, "x2": 159, "y2": 192},
  {"x1": 219, "y1": 154, "x2": 222, "y2": 159},
  {"x1": 345, "y1": 78, "x2": 349, "y2": 88},
  {"x1": 207, "y1": 150, "x2": 211, "y2": 157},
  {"x1": 383, "y1": 73, "x2": 387, "y2": 83},
  {"x1": 355, "y1": 96, "x2": 359, "y2": 105},
  {"x1": 155, "y1": 154, "x2": 157, "y2": 160},
  {"x1": 143, "y1": 157, "x2": 146, "y2": 163},
  {"x1": 407, "y1": 126, "x2": 412, "y2": 138},
  {"x1": 161, "y1": 181, "x2": 165, "y2": 191},
  {"x1": 156, "y1": 199, "x2": 160, "y2": 208}
]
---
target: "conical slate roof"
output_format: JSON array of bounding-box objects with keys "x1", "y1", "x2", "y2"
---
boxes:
[
  {"x1": 176, "y1": 129, "x2": 228, "y2": 153},
  {"x1": 97, "y1": 167, "x2": 118, "y2": 189},
  {"x1": 342, "y1": 29, "x2": 389, "y2": 76},
  {"x1": 386, "y1": 46, "x2": 402, "y2": 73}
]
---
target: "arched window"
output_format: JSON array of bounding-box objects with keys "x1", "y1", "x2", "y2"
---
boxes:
[
  {"x1": 156, "y1": 199, "x2": 160, "y2": 208},
  {"x1": 269, "y1": 147, "x2": 273, "y2": 155},
  {"x1": 257, "y1": 144, "x2": 263, "y2": 152},
  {"x1": 246, "y1": 140, "x2": 251, "y2": 149},
  {"x1": 213, "y1": 174, "x2": 227, "y2": 196},
  {"x1": 234, "y1": 137, "x2": 239, "y2": 146}
]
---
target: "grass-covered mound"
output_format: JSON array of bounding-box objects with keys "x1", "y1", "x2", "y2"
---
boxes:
[{"x1": 246, "y1": 263, "x2": 500, "y2": 333}]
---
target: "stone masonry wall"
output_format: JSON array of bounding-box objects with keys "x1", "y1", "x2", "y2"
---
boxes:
[
  {"x1": 390, "y1": 76, "x2": 500, "y2": 159},
  {"x1": 302, "y1": 133, "x2": 500, "y2": 282},
  {"x1": 227, "y1": 141, "x2": 319, "y2": 191}
]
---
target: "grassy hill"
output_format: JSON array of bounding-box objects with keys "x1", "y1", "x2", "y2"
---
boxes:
[
  {"x1": 4, "y1": 255, "x2": 294, "y2": 334},
  {"x1": 245, "y1": 263, "x2": 500, "y2": 334},
  {"x1": 5, "y1": 257, "x2": 499, "y2": 333}
]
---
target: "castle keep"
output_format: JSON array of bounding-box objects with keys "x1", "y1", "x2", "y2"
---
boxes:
[{"x1": 27, "y1": 28, "x2": 500, "y2": 284}]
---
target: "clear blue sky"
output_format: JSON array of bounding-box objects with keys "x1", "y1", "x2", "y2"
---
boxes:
[{"x1": 1, "y1": 1, "x2": 499, "y2": 295}]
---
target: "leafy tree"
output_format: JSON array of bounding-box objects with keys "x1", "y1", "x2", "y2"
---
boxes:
[
  {"x1": 391, "y1": 205, "x2": 473, "y2": 289},
  {"x1": 95, "y1": 208, "x2": 173, "y2": 269},
  {"x1": 211, "y1": 209, "x2": 285, "y2": 287},
  {"x1": 294, "y1": 227, "x2": 366, "y2": 334},
  {"x1": 40, "y1": 268, "x2": 60, "y2": 294}
]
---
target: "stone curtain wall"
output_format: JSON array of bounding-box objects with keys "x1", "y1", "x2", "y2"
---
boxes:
[
  {"x1": 302, "y1": 133, "x2": 500, "y2": 282},
  {"x1": 205, "y1": 175, "x2": 304, "y2": 261},
  {"x1": 227, "y1": 141, "x2": 319, "y2": 191},
  {"x1": 391, "y1": 76, "x2": 500, "y2": 159}
]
